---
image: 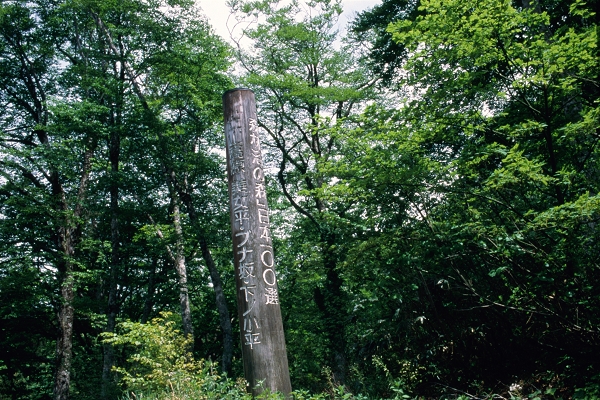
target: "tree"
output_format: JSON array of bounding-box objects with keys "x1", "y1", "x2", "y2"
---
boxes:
[
  {"x1": 118, "y1": 12, "x2": 235, "y2": 370},
  {"x1": 69, "y1": 0, "x2": 235, "y2": 380},
  {"x1": 0, "y1": 3, "x2": 103, "y2": 397},
  {"x1": 346, "y1": 0, "x2": 600, "y2": 393},
  {"x1": 350, "y1": 0, "x2": 422, "y2": 86},
  {"x1": 1, "y1": 0, "x2": 235, "y2": 397}
]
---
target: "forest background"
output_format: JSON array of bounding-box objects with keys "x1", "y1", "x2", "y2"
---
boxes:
[{"x1": 0, "y1": 0, "x2": 598, "y2": 399}]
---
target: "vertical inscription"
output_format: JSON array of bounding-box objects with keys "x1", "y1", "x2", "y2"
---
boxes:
[
  {"x1": 223, "y1": 89, "x2": 291, "y2": 397},
  {"x1": 226, "y1": 104, "x2": 262, "y2": 349},
  {"x1": 248, "y1": 116, "x2": 279, "y2": 306}
]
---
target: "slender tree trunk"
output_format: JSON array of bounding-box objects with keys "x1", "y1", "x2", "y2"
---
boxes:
[
  {"x1": 314, "y1": 232, "x2": 347, "y2": 386},
  {"x1": 54, "y1": 251, "x2": 75, "y2": 400},
  {"x1": 171, "y1": 200, "x2": 194, "y2": 341},
  {"x1": 101, "y1": 289, "x2": 117, "y2": 398},
  {"x1": 166, "y1": 171, "x2": 234, "y2": 374},
  {"x1": 199, "y1": 235, "x2": 234, "y2": 374},
  {"x1": 141, "y1": 260, "x2": 158, "y2": 324},
  {"x1": 102, "y1": 108, "x2": 121, "y2": 398},
  {"x1": 53, "y1": 144, "x2": 94, "y2": 400},
  {"x1": 141, "y1": 199, "x2": 194, "y2": 341}
]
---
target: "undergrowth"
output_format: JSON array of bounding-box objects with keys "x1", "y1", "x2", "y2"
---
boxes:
[{"x1": 103, "y1": 313, "x2": 600, "y2": 400}]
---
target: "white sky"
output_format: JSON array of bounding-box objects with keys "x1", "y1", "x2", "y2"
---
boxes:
[{"x1": 197, "y1": 0, "x2": 382, "y2": 42}]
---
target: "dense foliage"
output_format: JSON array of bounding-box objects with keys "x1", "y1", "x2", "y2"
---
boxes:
[{"x1": 1, "y1": 0, "x2": 598, "y2": 399}]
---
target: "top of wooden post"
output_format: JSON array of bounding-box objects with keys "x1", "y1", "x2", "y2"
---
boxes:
[{"x1": 223, "y1": 87, "x2": 254, "y2": 98}]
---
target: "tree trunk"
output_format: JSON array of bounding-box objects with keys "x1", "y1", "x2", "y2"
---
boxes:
[
  {"x1": 171, "y1": 199, "x2": 194, "y2": 342},
  {"x1": 314, "y1": 232, "x2": 347, "y2": 386},
  {"x1": 54, "y1": 252, "x2": 75, "y2": 400},
  {"x1": 166, "y1": 170, "x2": 234, "y2": 374},
  {"x1": 102, "y1": 112, "x2": 121, "y2": 399},
  {"x1": 52, "y1": 142, "x2": 94, "y2": 400},
  {"x1": 141, "y1": 260, "x2": 158, "y2": 324},
  {"x1": 199, "y1": 236, "x2": 234, "y2": 375},
  {"x1": 141, "y1": 198, "x2": 194, "y2": 342}
]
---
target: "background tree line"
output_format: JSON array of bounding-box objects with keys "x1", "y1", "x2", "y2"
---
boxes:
[{"x1": 0, "y1": 0, "x2": 598, "y2": 399}]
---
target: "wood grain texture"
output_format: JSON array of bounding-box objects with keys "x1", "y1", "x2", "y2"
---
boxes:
[{"x1": 223, "y1": 88, "x2": 292, "y2": 397}]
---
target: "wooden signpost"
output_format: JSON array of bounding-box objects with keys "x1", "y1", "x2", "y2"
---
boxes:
[{"x1": 223, "y1": 88, "x2": 292, "y2": 397}]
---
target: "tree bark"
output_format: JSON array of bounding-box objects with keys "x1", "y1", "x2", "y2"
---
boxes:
[
  {"x1": 102, "y1": 103, "x2": 121, "y2": 399},
  {"x1": 141, "y1": 260, "x2": 158, "y2": 324},
  {"x1": 53, "y1": 144, "x2": 94, "y2": 400},
  {"x1": 171, "y1": 199, "x2": 194, "y2": 341},
  {"x1": 146, "y1": 194, "x2": 195, "y2": 344},
  {"x1": 166, "y1": 170, "x2": 235, "y2": 374},
  {"x1": 199, "y1": 235, "x2": 234, "y2": 374},
  {"x1": 54, "y1": 253, "x2": 75, "y2": 400},
  {"x1": 314, "y1": 232, "x2": 347, "y2": 386}
]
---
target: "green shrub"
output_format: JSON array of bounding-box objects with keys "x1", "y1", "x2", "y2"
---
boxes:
[
  {"x1": 102, "y1": 312, "x2": 430, "y2": 399},
  {"x1": 102, "y1": 312, "x2": 248, "y2": 398}
]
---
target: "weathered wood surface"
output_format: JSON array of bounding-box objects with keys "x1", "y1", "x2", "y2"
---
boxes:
[{"x1": 223, "y1": 88, "x2": 292, "y2": 397}]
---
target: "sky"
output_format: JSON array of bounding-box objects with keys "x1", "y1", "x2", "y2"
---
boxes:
[{"x1": 196, "y1": 0, "x2": 382, "y2": 42}]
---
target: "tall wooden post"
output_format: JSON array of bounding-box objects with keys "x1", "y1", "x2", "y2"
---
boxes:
[{"x1": 223, "y1": 88, "x2": 292, "y2": 397}]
